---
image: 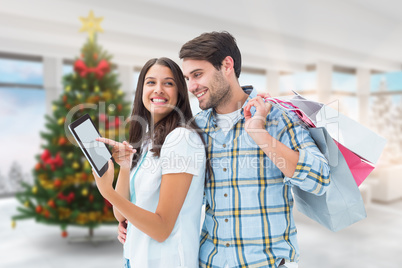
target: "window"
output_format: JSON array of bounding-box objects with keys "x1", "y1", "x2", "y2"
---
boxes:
[{"x1": 0, "y1": 55, "x2": 45, "y2": 196}]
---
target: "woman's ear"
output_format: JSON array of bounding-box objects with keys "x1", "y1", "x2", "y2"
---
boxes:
[{"x1": 221, "y1": 56, "x2": 234, "y2": 76}]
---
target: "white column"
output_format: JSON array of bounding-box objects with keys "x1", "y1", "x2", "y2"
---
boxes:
[
  {"x1": 316, "y1": 61, "x2": 332, "y2": 104},
  {"x1": 117, "y1": 64, "x2": 135, "y2": 104},
  {"x1": 266, "y1": 69, "x2": 280, "y2": 97},
  {"x1": 43, "y1": 57, "x2": 63, "y2": 115},
  {"x1": 356, "y1": 68, "x2": 370, "y2": 126}
]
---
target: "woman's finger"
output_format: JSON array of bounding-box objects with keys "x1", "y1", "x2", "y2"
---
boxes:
[{"x1": 96, "y1": 137, "x2": 120, "y2": 146}]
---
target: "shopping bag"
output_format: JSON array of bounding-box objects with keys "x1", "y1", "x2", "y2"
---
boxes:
[
  {"x1": 277, "y1": 92, "x2": 386, "y2": 185},
  {"x1": 292, "y1": 127, "x2": 367, "y2": 232},
  {"x1": 286, "y1": 92, "x2": 386, "y2": 165},
  {"x1": 335, "y1": 140, "x2": 375, "y2": 186}
]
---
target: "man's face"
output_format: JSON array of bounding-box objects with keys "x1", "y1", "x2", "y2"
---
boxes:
[{"x1": 182, "y1": 59, "x2": 231, "y2": 111}]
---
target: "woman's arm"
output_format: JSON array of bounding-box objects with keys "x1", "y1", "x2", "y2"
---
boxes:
[
  {"x1": 112, "y1": 167, "x2": 131, "y2": 222},
  {"x1": 95, "y1": 138, "x2": 135, "y2": 222},
  {"x1": 93, "y1": 160, "x2": 193, "y2": 242}
]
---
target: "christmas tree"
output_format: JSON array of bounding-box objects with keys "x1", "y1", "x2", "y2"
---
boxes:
[{"x1": 12, "y1": 11, "x2": 131, "y2": 238}]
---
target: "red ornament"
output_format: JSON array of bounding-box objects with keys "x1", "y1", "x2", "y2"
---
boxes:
[
  {"x1": 81, "y1": 173, "x2": 88, "y2": 181},
  {"x1": 65, "y1": 103, "x2": 71, "y2": 109},
  {"x1": 44, "y1": 210, "x2": 50, "y2": 218},
  {"x1": 103, "y1": 206, "x2": 109, "y2": 214},
  {"x1": 41, "y1": 151, "x2": 63, "y2": 171},
  {"x1": 62, "y1": 95, "x2": 67, "y2": 102},
  {"x1": 99, "y1": 113, "x2": 107, "y2": 122},
  {"x1": 104, "y1": 198, "x2": 113, "y2": 208},
  {"x1": 54, "y1": 179, "x2": 62, "y2": 188},
  {"x1": 117, "y1": 104, "x2": 122, "y2": 111},
  {"x1": 58, "y1": 137, "x2": 67, "y2": 146},
  {"x1": 47, "y1": 199, "x2": 56, "y2": 208},
  {"x1": 73, "y1": 59, "x2": 110, "y2": 79},
  {"x1": 89, "y1": 194, "x2": 94, "y2": 202},
  {"x1": 93, "y1": 53, "x2": 98, "y2": 60},
  {"x1": 35, "y1": 205, "x2": 43, "y2": 213},
  {"x1": 61, "y1": 230, "x2": 68, "y2": 238},
  {"x1": 108, "y1": 117, "x2": 121, "y2": 129},
  {"x1": 35, "y1": 163, "x2": 42, "y2": 171},
  {"x1": 57, "y1": 192, "x2": 75, "y2": 203}
]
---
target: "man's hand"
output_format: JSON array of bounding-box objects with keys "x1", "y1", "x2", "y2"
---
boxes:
[
  {"x1": 244, "y1": 95, "x2": 272, "y2": 137},
  {"x1": 117, "y1": 220, "x2": 128, "y2": 244}
]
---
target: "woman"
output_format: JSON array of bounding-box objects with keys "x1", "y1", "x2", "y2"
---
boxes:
[{"x1": 92, "y1": 58, "x2": 206, "y2": 268}]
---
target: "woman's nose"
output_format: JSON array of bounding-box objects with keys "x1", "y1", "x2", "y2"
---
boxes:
[{"x1": 153, "y1": 83, "x2": 164, "y2": 94}]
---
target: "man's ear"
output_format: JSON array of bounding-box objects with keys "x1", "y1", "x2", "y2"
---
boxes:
[{"x1": 221, "y1": 56, "x2": 234, "y2": 76}]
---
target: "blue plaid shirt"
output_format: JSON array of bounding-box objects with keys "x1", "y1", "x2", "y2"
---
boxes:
[{"x1": 195, "y1": 87, "x2": 331, "y2": 268}]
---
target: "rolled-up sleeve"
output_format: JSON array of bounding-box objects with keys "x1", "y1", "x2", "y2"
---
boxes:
[{"x1": 275, "y1": 111, "x2": 331, "y2": 195}]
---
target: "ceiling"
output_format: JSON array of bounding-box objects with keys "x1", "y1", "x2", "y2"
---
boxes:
[{"x1": 1, "y1": 0, "x2": 402, "y2": 72}]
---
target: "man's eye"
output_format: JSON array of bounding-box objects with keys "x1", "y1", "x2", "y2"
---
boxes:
[{"x1": 194, "y1": 73, "x2": 201, "y2": 78}]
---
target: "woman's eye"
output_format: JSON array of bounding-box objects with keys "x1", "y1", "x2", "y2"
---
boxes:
[
  {"x1": 165, "y1": 82, "x2": 174, "y2": 86},
  {"x1": 146, "y1": 81, "x2": 155, "y2": 85}
]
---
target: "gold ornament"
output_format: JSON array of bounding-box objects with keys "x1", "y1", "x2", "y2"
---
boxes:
[
  {"x1": 52, "y1": 105, "x2": 57, "y2": 111},
  {"x1": 84, "y1": 161, "x2": 91, "y2": 170},
  {"x1": 72, "y1": 162, "x2": 80, "y2": 169},
  {"x1": 94, "y1": 86, "x2": 100, "y2": 92},
  {"x1": 24, "y1": 201, "x2": 30, "y2": 207},
  {"x1": 82, "y1": 83, "x2": 87, "y2": 89},
  {"x1": 77, "y1": 93, "x2": 82, "y2": 99},
  {"x1": 67, "y1": 152, "x2": 74, "y2": 159},
  {"x1": 103, "y1": 91, "x2": 111, "y2": 100},
  {"x1": 117, "y1": 90, "x2": 123, "y2": 96},
  {"x1": 58, "y1": 118, "x2": 65, "y2": 125},
  {"x1": 81, "y1": 188, "x2": 88, "y2": 196},
  {"x1": 11, "y1": 220, "x2": 16, "y2": 229},
  {"x1": 32, "y1": 186, "x2": 38, "y2": 194},
  {"x1": 65, "y1": 86, "x2": 71, "y2": 92},
  {"x1": 79, "y1": 10, "x2": 104, "y2": 42}
]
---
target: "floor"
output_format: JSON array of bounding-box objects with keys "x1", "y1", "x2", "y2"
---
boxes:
[{"x1": 1, "y1": 197, "x2": 401, "y2": 268}]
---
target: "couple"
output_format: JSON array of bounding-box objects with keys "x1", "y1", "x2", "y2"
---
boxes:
[{"x1": 92, "y1": 31, "x2": 331, "y2": 268}]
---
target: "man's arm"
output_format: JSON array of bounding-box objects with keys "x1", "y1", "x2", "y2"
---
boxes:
[{"x1": 244, "y1": 96, "x2": 330, "y2": 195}]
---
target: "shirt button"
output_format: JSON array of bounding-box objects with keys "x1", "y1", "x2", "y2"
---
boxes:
[
  {"x1": 223, "y1": 168, "x2": 227, "y2": 172},
  {"x1": 226, "y1": 243, "x2": 230, "y2": 247},
  {"x1": 222, "y1": 144, "x2": 226, "y2": 148},
  {"x1": 225, "y1": 219, "x2": 228, "y2": 222},
  {"x1": 224, "y1": 193, "x2": 228, "y2": 197}
]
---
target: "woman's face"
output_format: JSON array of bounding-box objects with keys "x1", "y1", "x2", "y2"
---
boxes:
[{"x1": 142, "y1": 64, "x2": 179, "y2": 123}]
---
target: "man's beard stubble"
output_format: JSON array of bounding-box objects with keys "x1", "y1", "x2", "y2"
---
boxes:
[{"x1": 200, "y1": 71, "x2": 232, "y2": 111}]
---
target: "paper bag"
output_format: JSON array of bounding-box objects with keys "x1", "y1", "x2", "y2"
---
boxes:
[{"x1": 292, "y1": 127, "x2": 367, "y2": 232}]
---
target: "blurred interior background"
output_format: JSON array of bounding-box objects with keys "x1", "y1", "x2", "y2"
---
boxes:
[{"x1": 1, "y1": 0, "x2": 402, "y2": 267}]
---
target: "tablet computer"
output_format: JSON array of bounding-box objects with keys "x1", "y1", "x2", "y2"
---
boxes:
[{"x1": 68, "y1": 113, "x2": 112, "y2": 177}]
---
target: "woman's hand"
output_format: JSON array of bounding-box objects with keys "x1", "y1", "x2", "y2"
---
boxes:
[
  {"x1": 96, "y1": 138, "x2": 136, "y2": 169},
  {"x1": 92, "y1": 159, "x2": 115, "y2": 198},
  {"x1": 244, "y1": 94, "x2": 272, "y2": 137}
]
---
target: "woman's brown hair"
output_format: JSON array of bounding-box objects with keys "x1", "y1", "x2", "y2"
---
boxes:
[{"x1": 128, "y1": 57, "x2": 205, "y2": 170}]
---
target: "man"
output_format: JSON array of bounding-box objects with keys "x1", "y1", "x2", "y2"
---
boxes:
[
  {"x1": 179, "y1": 31, "x2": 330, "y2": 268},
  {"x1": 119, "y1": 31, "x2": 330, "y2": 268}
]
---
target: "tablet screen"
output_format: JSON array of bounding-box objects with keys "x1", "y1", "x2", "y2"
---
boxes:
[{"x1": 73, "y1": 118, "x2": 111, "y2": 171}]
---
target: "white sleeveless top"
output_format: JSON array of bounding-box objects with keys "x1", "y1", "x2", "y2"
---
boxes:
[{"x1": 124, "y1": 127, "x2": 206, "y2": 268}]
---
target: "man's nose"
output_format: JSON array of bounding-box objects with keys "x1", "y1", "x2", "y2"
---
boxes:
[{"x1": 187, "y1": 79, "x2": 198, "y2": 93}]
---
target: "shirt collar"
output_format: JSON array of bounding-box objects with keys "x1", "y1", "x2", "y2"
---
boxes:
[{"x1": 196, "y1": 85, "x2": 258, "y2": 131}]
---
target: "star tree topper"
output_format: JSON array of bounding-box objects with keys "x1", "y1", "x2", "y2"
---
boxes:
[{"x1": 79, "y1": 10, "x2": 103, "y2": 42}]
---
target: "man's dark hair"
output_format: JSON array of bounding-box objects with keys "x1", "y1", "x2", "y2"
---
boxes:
[{"x1": 179, "y1": 31, "x2": 242, "y2": 78}]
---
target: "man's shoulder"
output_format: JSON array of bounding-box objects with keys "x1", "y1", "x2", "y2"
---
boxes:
[
  {"x1": 193, "y1": 109, "x2": 212, "y2": 129},
  {"x1": 268, "y1": 104, "x2": 302, "y2": 124}
]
